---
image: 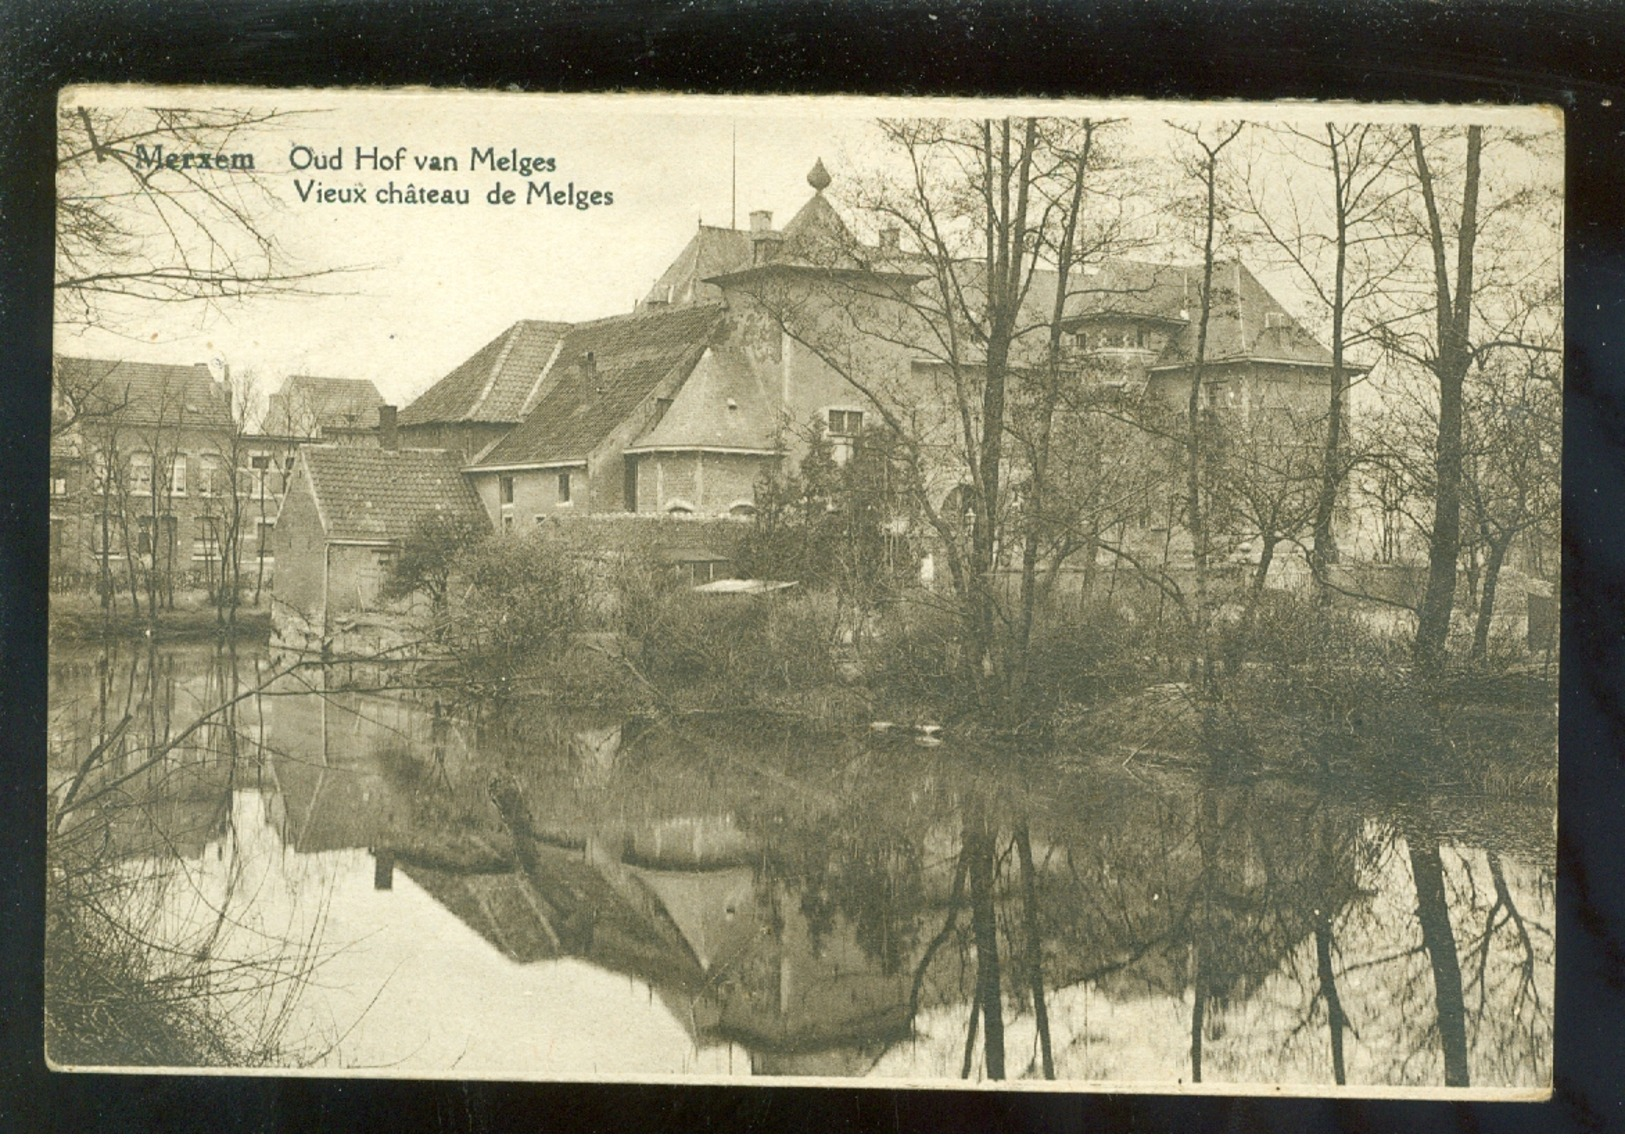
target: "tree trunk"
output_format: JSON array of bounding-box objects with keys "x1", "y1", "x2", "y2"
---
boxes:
[
  {"x1": 1408, "y1": 826, "x2": 1470, "y2": 1086},
  {"x1": 1015, "y1": 824, "x2": 1055, "y2": 1078},
  {"x1": 1010, "y1": 128, "x2": 1094, "y2": 724},
  {"x1": 1411, "y1": 125, "x2": 1482, "y2": 676},
  {"x1": 1470, "y1": 536, "x2": 1510, "y2": 664},
  {"x1": 1313, "y1": 915, "x2": 1347, "y2": 1084},
  {"x1": 1310, "y1": 127, "x2": 1350, "y2": 606},
  {"x1": 965, "y1": 811, "x2": 1005, "y2": 1080}
]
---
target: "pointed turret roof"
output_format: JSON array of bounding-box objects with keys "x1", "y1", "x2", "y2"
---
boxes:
[{"x1": 626, "y1": 347, "x2": 782, "y2": 455}]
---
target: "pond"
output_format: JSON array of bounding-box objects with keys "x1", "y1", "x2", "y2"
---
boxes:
[{"x1": 46, "y1": 641, "x2": 1555, "y2": 1090}]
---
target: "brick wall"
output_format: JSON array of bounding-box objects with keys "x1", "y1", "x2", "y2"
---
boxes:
[
  {"x1": 472, "y1": 466, "x2": 589, "y2": 533},
  {"x1": 635, "y1": 452, "x2": 772, "y2": 515}
]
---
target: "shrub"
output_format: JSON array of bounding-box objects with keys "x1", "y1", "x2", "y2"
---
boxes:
[
  {"x1": 447, "y1": 532, "x2": 590, "y2": 686},
  {"x1": 631, "y1": 587, "x2": 843, "y2": 695}
]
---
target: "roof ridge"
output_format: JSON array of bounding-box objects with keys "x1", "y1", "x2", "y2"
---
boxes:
[
  {"x1": 470, "y1": 322, "x2": 523, "y2": 419},
  {"x1": 570, "y1": 302, "x2": 725, "y2": 330},
  {"x1": 518, "y1": 336, "x2": 567, "y2": 418}
]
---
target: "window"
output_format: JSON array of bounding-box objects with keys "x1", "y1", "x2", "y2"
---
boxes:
[
  {"x1": 1135, "y1": 326, "x2": 1149, "y2": 349},
  {"x1": 500, "y1": 475, "x2": 515, "y2": 505},
  {"x1": 136, "y1": 516, "x2": 153, "y2": 557},
  {"x1": 166, "y1": 456, "x2": 186, "y2": 496},
  {"x1": 245, "y1": 453, "x2": 273, "y2": 498},
  {"x1": 50, "y1": 476, "x2": 67, "y2": 498},
  {"x1": 827, "y1": 409, "x2": 864, "y2": 437},
  {"x1": 91, "y1": 452, "x2": 110, "y2": 492},
  {"x1": 193, "y1": 518, "x2": 221, "y2": 563},
  {"x1": 130, "y1": 453, "x2": 152, "y2": 497},
  {"x1": 1074, "y1": 331, "x2": 1090, "y2": 350},
  {"x1": 557, "y1": 470, "x2": 572, "y2": 504},
  {"x1": 198, "y1": 456, "x2": 224, "y2": 497}
]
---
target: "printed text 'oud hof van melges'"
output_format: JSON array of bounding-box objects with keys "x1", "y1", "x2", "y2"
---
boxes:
[{"x1": 286, "y1": 145, "x2": 616, "y2": 209}]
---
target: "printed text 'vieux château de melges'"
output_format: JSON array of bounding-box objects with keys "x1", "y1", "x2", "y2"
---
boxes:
[{"x1": 285, "y1": 144, "x2": 614, "y2": 208}]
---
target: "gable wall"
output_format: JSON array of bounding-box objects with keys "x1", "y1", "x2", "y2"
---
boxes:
[{"x1": 270, "y1": 466, "x2": 328, "y2": 627}]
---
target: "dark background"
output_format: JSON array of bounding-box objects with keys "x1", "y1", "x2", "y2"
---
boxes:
[{"x1": 2, "y1": 0, "x2": 1622, "y2": 1129}]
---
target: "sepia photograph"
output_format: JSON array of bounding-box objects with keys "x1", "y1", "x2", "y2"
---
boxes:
[{"x1": 45, "y1": 88, "x2": 1559, "y2": 1095}]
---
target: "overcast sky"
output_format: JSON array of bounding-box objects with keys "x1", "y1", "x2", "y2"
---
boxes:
[{"x1": 55, "y1": 90, "x2": 1558, "y2": 415}]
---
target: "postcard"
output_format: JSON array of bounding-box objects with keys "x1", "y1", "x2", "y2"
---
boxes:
[{"x1": 45, "y1": 87, "x2": 1559, "y2": 1096}]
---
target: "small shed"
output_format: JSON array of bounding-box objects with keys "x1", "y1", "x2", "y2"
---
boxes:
[{"x1": 270, "y1": 444, "x2": 487, "y2": 650}]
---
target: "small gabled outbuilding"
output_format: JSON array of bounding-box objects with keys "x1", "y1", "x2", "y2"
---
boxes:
[{"x1": 271, "y1": 443, "x2": 488, "y2": 650}]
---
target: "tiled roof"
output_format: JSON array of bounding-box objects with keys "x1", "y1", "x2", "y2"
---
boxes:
[
  {"x1": 298, "y1": 444, "x2": 488, "y2": 543},
  {"x1": 399, "y1": 319, "x2": 572, "y2": 427},
  {"x1": 774, "y1": 192, "x2": 863, "y2": 268},
  {"x1": 264, "y1": 375, "x2": 384, "y2": 435},
  {"x1": 471, "y1": 305, "x2": 725, "y2": 469},
  {"x1": 641, "y1": 225, "x2": 753, "y2": 309},
  {"x1": 629, "y1": 347, "x2": 782, "y2": 453},
  {"x1": 1153, "y1": 261, "x2": 1334, "y2": 370},
  {"x1": 53, "y1": 357, "x2": 231, "y2": 431}
]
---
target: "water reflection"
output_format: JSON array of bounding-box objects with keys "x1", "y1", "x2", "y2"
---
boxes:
[{"x1": 47, "y1": 643, "x2": 1554, "y2": 1086}]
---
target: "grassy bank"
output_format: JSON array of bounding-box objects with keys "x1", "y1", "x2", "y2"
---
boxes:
[
  {"x1": 50, "y1": 590, "x2": 272, "y2": 643},
  {"x1": 405, "y1": 552, "x2": 1556, "y2": 800}
]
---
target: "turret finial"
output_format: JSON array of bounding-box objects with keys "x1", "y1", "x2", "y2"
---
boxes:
[{"x1": 807, "y1": 158, "x2": 831, "y2": 193}]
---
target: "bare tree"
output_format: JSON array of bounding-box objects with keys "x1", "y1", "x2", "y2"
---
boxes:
[
  {"x1": 1167, "y1": 122, "x2": 1244, "y2": 710},
  {"x1": 56, "y1": 104, "x2": 337, "y2": 329},
  {"x1": 1462, "y1": 353, "x2": 1561, "y2": 662},
  {"x1": 1239, "y1": 123, "x2": 1413, "y2": 602},
  {"x1": 731, "y1": 117, "x2": 1136, "y2": 718}
]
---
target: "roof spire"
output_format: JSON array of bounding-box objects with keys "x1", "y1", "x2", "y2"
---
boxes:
[{"x1": 807, "y1": 157, "x2": 831, "y2": 193}]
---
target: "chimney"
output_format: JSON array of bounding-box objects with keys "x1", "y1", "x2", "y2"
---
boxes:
[
  {"x1": 378, "y1": 403, "x2": 398, "y2": 450},
  {"x1": 580, "y1": 351, "x2": 600, "y2": 395},
  {"x1": 749, "y1": 209, "x2": 784, "y2": 265},
  {"x1": 879, "y1": 227, "x2": 900, "y2": 254}
]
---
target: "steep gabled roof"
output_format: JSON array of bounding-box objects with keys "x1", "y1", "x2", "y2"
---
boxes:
[
  {"x1": 1057, "y1": 259, "x2": 1337, "y2": 370},
  {"x1": 628, "y1": 347, "x2": 782, "y2": 454},
  {"x1": 1156, "y1": 260, "x2": 1335, "y2": 370},
  {"x1": 641, "y1": 225, "x2": 754, "y2": 309},
  {"x1": 54, "y1": 357, "x2": 231, "y2": 432},
  {"x1": 1061, "y1": 260, "x2": 1194, "y2": 323},
  {"x1": 298, "y1": 444, "x2": 488, "y2": 543},
  {"x1": 399, "y1": 319, "x2": 572, "y2": 427},
  {"x1": 264, "y1": 375, "x2": 385, "y2": 435},
  {"x1": 471, "y1": 304, "x2": 726, "y2": 469}
]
